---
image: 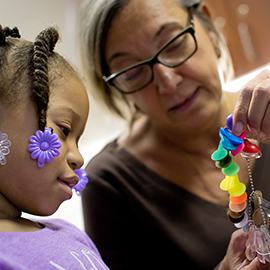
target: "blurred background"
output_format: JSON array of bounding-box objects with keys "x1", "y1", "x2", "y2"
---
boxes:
[{"x1": 1, "y1": 0, "x2": 270, "y2": 231}]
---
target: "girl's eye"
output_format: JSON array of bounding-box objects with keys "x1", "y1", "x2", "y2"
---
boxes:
[{"x1": 60, "y1": 126, "x2": 71, "y2": 137}]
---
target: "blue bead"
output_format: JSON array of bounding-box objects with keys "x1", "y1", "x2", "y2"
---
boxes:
[
  {"x1": 219, "y1": 131, "x2": 238, "y2": 151},
  {"x1": 220, "y1": 128, "x2": 244, "y2": 146}
]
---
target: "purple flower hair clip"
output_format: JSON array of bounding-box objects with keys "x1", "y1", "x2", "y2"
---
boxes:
[
  {"x1": 0, "y1": 131, "x2": 11, "y2": 165},
  {"x1": 73, "y1": 168, "x2": 89, "y2": 196},
  {"x1": 28, "y1": 128, "x2": 61, "y2": 168}
]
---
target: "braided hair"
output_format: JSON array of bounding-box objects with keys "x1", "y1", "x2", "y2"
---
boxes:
[
  {"x1": 0, "y1": 25, "x2": 78, "y2": 132},
  {"x1": 0, "y1": 25, "x2": 24, "y2": 103},
  {"x1": 0, "y1": 25, "x2": 21, "y2": 45},
  {"x1": 32, "y1": 27, "x2": 59, "y2": 131}
]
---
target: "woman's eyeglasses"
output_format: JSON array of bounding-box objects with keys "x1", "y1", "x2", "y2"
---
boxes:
[{"x1": 103, "y1": 7, "x2": 198, "y2": 94}]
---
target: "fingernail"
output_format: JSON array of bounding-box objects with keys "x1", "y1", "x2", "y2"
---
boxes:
[{"x1": 234, "y1": 121, "x2": 243, "y2": 136}]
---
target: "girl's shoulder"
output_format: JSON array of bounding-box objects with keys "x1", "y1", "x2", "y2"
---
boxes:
[
  {"x1": 0, "y1": 218, "x2": 109, "y2": 270},
  {"x1": 40, "y1": 218, "x2": 98, "y2": 248}
]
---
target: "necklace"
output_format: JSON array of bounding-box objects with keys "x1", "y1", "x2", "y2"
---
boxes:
[{"x1": 212, "y1": 113, "x2": 270, "y2": 264}]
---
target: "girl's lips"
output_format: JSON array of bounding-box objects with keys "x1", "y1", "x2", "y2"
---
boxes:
[
  {"x1": 57, "y1": 177, "x2": 78, "y2": 189},
  {"x1": 169, "y1": 87, "x2": 200, "y2": 112},
  {"x1": 57, "y1": 177, "x2": 78, "y2": 199}
]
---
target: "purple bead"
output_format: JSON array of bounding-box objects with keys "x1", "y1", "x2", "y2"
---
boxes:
[
  {"x1": 73, "y1": 168, "x2": 89, "y2": 196},
  {"x1": 226, "y1": 113, "x2": 233, "y2": 131},
  {"x1": 28, "y1": 128, "x2": 62, "y2": 168}
]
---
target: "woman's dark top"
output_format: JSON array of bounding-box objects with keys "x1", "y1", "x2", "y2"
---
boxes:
[{"x1": 83, "y1": 140, "x2": 270, "y2": 270}]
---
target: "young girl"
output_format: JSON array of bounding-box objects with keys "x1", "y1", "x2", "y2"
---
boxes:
[{"x1": 0, "y1": 25, "x2": 109, "y2": 270}]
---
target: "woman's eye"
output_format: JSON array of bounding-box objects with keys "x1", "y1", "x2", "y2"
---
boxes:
[
  {"x1": 60, "y1": 126, "x2": 71, "y2": 137},
  {"x1": 124, "y1": 66, "x2": 144, "y2": 81}
]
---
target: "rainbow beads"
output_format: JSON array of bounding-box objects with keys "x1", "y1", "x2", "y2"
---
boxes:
[
  {"x1": 212, "y1": 114, "x2": 270, "y2": 263},
  {"x1": 211, "y1": 114, "x2": 262, "y2": 227}
]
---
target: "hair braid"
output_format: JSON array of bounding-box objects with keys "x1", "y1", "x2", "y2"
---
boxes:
[
  {"x1": 32, "y1": 27, "x2": 59, "y2": 131},
  {"x1": 0, "y1": 25, "x2": 21, "y2": 46},
  {"x1": 0, "y1": 25, "x2": 5, "y2": 45}
]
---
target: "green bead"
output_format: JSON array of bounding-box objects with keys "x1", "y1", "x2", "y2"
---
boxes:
[
  {"x1": 215, "y1": 153, "x2": 232, "y2": 168},
  {"x1": 211, "y1": 141, "x2": 228, "y2": 161},
  {"x1": 222, "y1": 161, "x2": 240, "y2": 176}
]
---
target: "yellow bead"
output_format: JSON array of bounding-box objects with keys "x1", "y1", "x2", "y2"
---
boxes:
[
  {"x1": 220, "y1": 174, "x2": 239, "y2": 191},
  {"x1": 228, "y1": 182, "x2": 246, "y2": 196}
]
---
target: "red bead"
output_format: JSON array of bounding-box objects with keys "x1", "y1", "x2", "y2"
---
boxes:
[{"x1": 242, "y1": 139, "x2": 261, "y2": 153}]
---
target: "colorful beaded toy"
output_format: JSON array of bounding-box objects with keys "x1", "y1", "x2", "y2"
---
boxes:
[{"x1": 212, "y1": 113, "x2": 270, "y2": 264}]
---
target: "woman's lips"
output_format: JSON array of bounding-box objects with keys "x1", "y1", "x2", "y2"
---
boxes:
[{"x1": 169, "y1": 87, "x2": 200, "y2": 112}]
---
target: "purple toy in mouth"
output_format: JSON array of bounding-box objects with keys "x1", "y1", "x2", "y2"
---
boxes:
[{"x1": 73, "y1": 168, "x2": 89, "y2": 195}]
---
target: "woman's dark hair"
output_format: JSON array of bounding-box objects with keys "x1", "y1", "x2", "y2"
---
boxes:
[{"x1": 0, "y1": 25, "x2": 78, "y2": 131}]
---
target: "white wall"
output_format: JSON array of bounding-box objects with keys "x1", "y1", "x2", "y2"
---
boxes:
[{"x1": 1, "y1": 0, "x2": 125, "y2": 231}]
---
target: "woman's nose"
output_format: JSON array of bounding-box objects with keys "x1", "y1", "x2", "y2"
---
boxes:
[
  {"x1": 153, "y1": 64, "x2": 183, "y2": 94},
  {"x1": 68, "y1": 146, "x2": 84, "y2": 170}
]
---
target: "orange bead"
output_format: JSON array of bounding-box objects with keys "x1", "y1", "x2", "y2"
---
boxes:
[{"x1": 230, "y1": 192, "x2": 247, "y2": 204}]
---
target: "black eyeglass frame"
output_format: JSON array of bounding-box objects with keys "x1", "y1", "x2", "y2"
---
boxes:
[{"x1": 103, "y1": 6, "x2": 198, "y2": 94}]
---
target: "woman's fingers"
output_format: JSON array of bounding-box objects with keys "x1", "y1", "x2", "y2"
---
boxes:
[
  {"x1": 233, "y1": 83, "x2": 253, "y2": 135},
  {"x1": 233, "y1": 70, "x2": 270, "y2": 143},
  {"x1": 260, "y1": 101, "x2": 270, "y2": 140},
  {"x1": 218, "y1": 230, "x2": 248, "y2": 270},
  {"x1": 244, "y1": 258, "x2": 270, "y2": 270},
  {"x1": 221, "y1": 230, "x2": 270, "y2": 270}
]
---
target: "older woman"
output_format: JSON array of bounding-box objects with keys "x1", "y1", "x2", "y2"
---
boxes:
[{"x1": 79, "y1": 0, "x2": 270, "y2": 269}]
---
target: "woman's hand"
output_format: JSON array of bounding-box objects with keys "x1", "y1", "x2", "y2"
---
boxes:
[
  {"x1": 233, "y1": 69, "x2": 270, "y2": 144},
  {"x1": 219, "y1": 230, "x2": 270, "y2": 270}
]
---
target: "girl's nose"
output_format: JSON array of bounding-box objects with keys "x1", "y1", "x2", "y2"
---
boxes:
[
  {"x1": 68, "y1": 146, "x2": 84, "y2": 170},
  {"x1": 153, "y1": 64, "x2": 183, "y2": 94}
]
